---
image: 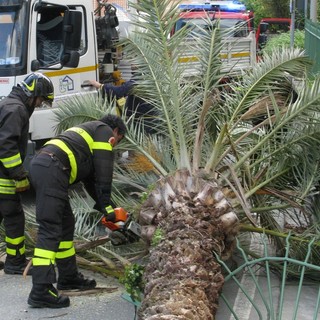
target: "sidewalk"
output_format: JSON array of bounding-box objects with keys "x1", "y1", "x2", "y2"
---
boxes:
[
  {"x1": 215, "y1": 232, "x2": 320, "y2": 320},
  {"x1": 0, "y1": 268, "x2": 136, "y2": 320},
  {"x1": 216, "y1": 269, "x2": 320, "y2": 320}
]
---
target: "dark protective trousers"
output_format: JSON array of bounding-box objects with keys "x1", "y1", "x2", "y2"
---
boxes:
[
  {"x1": 29, "y1": 152, "x2": 77, "y2": 284},
  {"x1": 0, "y1": 196, "x2": 26, "y2": 264}
]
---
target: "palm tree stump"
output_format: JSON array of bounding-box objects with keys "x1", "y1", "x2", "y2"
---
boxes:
[{"x1": 138, "y1": 169, "x2": 239, "y2": 320}]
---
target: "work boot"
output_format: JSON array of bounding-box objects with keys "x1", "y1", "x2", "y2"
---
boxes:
[
  {"x1": 28, "y1": 284, "x2": 70, "y2": 308},
  {"x1": 57, "y1": 271, "x2": 97, "y2": 290},
  {"x1": 4, "y1": 258, "x2": 32, "y2": 275},
  {"x1": 0, "y1": 261, "x2": 4, "y2": 270}
]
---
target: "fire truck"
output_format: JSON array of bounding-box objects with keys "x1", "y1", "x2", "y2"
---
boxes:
[
  {"x1": 0, "y1": 0, "x2": 125, "y2": 144},
  {"x1": 173, "y1": 1, "x2": 256, "y2": 76}
]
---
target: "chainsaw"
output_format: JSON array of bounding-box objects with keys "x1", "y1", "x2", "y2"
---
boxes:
[{"x1": 101, "y1": 213, "x2": 142, "y2": 246}]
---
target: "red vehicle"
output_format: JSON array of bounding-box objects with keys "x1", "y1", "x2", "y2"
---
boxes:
[
  {"x1": 174, "y1": 2, "x2": 254, "y2": 36},
  {"x1": 256, "y1": 18, "x2": 291, "y2": 51},
  {"x1": 172, "y1": 1, "x2": 257, "y2": 76}
]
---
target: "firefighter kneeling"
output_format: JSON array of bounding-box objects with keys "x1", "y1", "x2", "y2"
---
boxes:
[{"x1": 27, "y1": 114, "x2": 127, "y2": 309}]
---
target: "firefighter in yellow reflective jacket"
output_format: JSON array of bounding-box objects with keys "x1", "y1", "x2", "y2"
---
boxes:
[
  {"x1": 0, "y1": 73, "x2": 54, "y2": 274},
  {"x1": 27, "y1": 114, "x2": 127, "y2": 309}
]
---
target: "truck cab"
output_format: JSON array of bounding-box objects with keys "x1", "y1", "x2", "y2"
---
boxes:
[
  {"x1": 256, "y1": 18, "x2": 291, "y2": 53},
  {"x1": 0, "y1": 0, "x2": 102, "y2": 143}
]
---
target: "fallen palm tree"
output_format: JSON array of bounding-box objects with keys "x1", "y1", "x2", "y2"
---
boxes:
[{"x1": 138, "y1": 170, "x2": 238, "y2": 319}]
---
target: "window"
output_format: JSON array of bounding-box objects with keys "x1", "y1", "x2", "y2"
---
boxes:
[
  {"x1": 0, "y1": 3, "x2": 26, "y2": 67},
  {"x1": 36, "y1": 8, "x2": 64, "y2": 67},
  {"x1": 36, "y1": 5, "x2": 87, "y2": 68}
]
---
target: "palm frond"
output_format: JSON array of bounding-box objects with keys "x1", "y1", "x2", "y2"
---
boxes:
[
  {"x1": 123, "y1": 0, "x2": 223, "y2": 171},
  {"x1": 227, "y1": 48, "x2": 312, "y2": 122},
  {"x1": 54, "y1": 93, "x2": 114, "y2": 133}
]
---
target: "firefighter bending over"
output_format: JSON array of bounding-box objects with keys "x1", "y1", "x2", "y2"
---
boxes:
[
  {"x1": 0, "y1": 73, "x2": 54, "y2": 274},
  {"x1": 27, "y1": 114, "x2": 127, "y2": 308}
]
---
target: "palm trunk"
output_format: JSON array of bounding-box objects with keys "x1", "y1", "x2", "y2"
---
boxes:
[{"x1": 138, "y1": 169, "x2": 239, "y2": 319}]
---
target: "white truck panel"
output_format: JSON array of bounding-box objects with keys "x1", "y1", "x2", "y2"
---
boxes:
[
  {"x1": 0, "y1": 0, "x2": 100, "y2": 140},
  {"x1": 177, "y1": 31, "x2": 256, "y2": 77}
]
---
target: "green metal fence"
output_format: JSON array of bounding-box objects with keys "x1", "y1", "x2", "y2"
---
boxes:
[
  {"x1": 217, "y1": 234, "x2": 320, "y2": 320},
  {"x1": 305, "y1": 19, "x2": 320, "y2": 75},
  {"x1": 122, "y1": 233, "x2": 320, "y2": 320}
]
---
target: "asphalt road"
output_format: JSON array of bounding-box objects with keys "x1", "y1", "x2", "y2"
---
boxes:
[
  {"x1": 0, "y1": 188, "x2": 137, "y2": 320},
  {"x1": 0, "y1": 267, "x2": 137, "y2": 320}
]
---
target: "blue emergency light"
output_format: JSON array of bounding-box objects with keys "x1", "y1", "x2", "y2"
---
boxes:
[
  {"x1": 178, "y1": 4, "x2": 214, "y2": 11},
  {"x1": 179, "y1": 1, "x2": 246, "y2": 12}
]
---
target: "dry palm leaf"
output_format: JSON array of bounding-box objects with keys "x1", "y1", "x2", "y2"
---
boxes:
[
  {"x1": 59, "y1": 286, "x2": 118, "y2": 296},
  {"x1": 241, "y1": 93, "x2": 287, "y2": 120},
  {"x1": 74, "y1": 236, "x2": 110, "y2": 252}
]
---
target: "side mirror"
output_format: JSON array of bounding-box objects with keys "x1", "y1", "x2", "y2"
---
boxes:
[
  {"x1": 259, "y1": 22, "x2": 269, "y2": 34},
  {"x1": 31, "y1": 59, "x2": 40, "y2": 71},
  {"x1": 62, "y1": 51, "x2": 80, "y2": 68},
  {"x1": 60, "y1": 10, "x2": 82, "y2": 67},
  {"x1": 258, "y1": 34, "x2": 268, "y2": 46},
  {"x1": 63, "y1": 10, "x2": 82, "y2": 51}
]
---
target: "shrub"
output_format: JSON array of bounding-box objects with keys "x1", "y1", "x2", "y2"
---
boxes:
[{"x1": 262, "y1": 30, "x2": 305, "y2": 55}]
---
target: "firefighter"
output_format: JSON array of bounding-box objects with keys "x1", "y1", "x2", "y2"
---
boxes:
[
  {"x1": 0, "y1": 73, "x2": 54, "y2": 274},
  {"x1": 89, "y1": 76, "x2": 158, "y2": 135},
  {"x1": 27, "y1": 114, "x2": 127, "y2": 308}
]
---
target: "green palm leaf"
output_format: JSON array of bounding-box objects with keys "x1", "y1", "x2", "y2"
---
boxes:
[{"x1": 52, "y1": 0, "x2": 320, "y2": 272}]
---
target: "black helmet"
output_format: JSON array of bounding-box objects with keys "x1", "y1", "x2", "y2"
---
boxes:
[{"x1": 19, "y1": 73, "x2": 54, "y2": 103}]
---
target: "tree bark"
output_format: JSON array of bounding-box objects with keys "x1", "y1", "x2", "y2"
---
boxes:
[{"x1": 138, "y1": 169, "x2": 239, "y2": 319}]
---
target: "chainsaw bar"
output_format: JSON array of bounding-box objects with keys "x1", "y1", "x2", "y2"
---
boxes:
[{"x1": 110, "y1": 219, "x2": 141, "y2": 246}]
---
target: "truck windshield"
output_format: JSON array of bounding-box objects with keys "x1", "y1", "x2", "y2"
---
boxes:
[{"x1": 0, "y1": 2, "x2": 27, "y2": 67}]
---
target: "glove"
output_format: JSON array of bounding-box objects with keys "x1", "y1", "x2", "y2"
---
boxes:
[
  {"x1": 101, "y1": 207, "x2": 128, "y2": 231},
  {"x1": 9, "y1": 165, "x2": 28, "y2": 180},
  {"x1": 15, "y1": 177, "x2": 30, "y2": 192}
]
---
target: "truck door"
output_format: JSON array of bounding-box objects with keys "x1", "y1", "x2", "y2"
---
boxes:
[
  {"x1": 28, "y1": 2, "x2": 99, "y2": 141},
  {"x1": 31, "y1": 4, "x2": 98, "y2": 99}
]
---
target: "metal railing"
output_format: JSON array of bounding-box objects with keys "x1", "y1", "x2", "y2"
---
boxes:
[
  {"x1": 305, "y1": 19, "x2": 320, "y2": 75},
  {"x1": 217, "y1": 234, "x2": 320, "y2": 320}
]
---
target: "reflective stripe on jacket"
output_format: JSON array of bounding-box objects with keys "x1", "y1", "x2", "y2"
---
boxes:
[
  {"x1": 43, "y1": 120, "x2": 115, "y2": 214},
  {"x1": 0, "y1": 88, "x2": 33, "y2": 196}
]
